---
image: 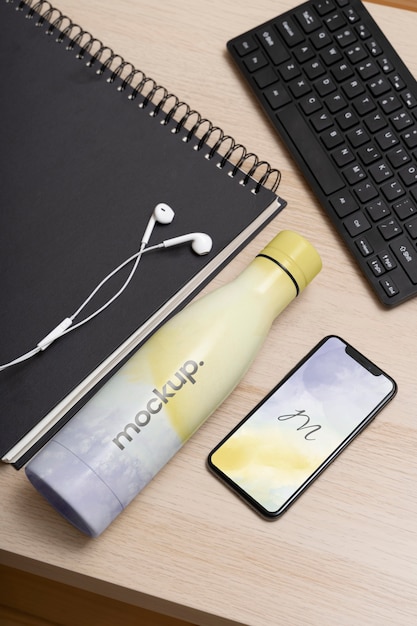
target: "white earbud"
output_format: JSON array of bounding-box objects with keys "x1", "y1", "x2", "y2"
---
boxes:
[
  {"x1": 141, "y1": 203, "x2": 175, "y2": 246},
  {"x1": 144, "y1": 232, "x2": 213, "y2": 255}
]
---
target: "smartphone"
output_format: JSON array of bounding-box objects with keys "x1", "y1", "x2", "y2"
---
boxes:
[{"x1": 208, "y1": 335, "x2": 397, "y2": 518}]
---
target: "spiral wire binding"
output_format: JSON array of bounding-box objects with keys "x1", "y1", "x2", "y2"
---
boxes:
[{"x1": 10, "y1": 0, "x2": 281, "y2": 193}]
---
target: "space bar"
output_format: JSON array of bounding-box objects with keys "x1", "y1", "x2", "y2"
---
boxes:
[{"x1": 277, "y1": 104, "x2": 345, "y2": 196}]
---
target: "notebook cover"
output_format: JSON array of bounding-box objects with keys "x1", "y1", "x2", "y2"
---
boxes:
[{"x1": 0, "y1": 1, "x2": 285, "y2": 464}]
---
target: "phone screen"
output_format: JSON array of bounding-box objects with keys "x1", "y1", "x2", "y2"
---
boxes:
[{"x1": 208, "y1": 336, "x2": 396, "y2": 518}]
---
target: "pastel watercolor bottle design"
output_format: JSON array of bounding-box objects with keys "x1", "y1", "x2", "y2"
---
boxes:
[{"x1": 26, "y1": 230, "x2": 322, "y2": 537}]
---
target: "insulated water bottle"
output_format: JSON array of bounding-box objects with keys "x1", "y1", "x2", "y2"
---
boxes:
[{"x1": 26, "y1": 230, "x2": 322, "y2": 536}]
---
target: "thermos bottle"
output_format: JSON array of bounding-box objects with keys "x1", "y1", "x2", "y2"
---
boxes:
[{"x1": 26, "y1": 230, "x2": 322, "y2": 536}]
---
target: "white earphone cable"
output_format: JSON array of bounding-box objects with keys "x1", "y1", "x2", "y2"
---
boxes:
[
  {"x1": 65, "y1": 242, "x2": 147, "y2": 334},
  {"x1": 0, "y1": 242, "x2": 149, "y2": 372},
  {"x1": 0, "y1": 347, "x2": 42, "y2": 370},
  {"x1": 0, "y1": 203, "x2": 211, "y2": 372}
]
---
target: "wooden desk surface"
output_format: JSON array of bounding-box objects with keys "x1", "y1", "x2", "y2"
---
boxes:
[{"x1": 1, "y1": 1, "x2": 416, "y2": 625}]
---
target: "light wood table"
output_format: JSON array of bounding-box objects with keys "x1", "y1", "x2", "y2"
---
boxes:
[{"x1": 1, "y1": 1, "x2": 416, "y2": 625}]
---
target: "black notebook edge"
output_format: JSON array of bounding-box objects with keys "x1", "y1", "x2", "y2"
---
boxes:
[{"x1": 2, "y1": 0, "x2": 286, "y2": 466}]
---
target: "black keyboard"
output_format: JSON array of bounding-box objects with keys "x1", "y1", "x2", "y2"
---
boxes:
[{"x1": 228, "y1": 0, "x2": 417, "y2": 306}]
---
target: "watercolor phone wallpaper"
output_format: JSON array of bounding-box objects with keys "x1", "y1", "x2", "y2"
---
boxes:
[{"x1": 209, "y1": 336, "x2": 395, "y2": 515}]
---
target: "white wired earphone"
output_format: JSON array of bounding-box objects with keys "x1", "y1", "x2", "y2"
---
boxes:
[{"x1": 0, "y1": 203, "x2": 212, "y2": 372}]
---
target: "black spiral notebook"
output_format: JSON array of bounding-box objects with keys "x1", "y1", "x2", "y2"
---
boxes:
[{"x1": 0, "y1": 0, "x2": 285, "y2": 467}]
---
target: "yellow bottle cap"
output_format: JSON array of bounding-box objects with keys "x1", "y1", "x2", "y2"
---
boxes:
[{"x1": 257, "y1": 230, "x2": 322, "y2": 294}]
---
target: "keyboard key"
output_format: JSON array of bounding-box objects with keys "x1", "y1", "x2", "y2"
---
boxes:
[
  {"x1": 304, "y1": 59, "x2": 326, "y2": 80},
  {"x1": 277, "y1": 104, "x2": 345, "y2": 194},
  {"x1": 347, "y1": 126, "x2": 370, "y2": 147},
  {"x1": 356, "y1": 24, "x2": 371, "y2": 40},
  {"x1": 381, "y1": 180, "x2": 405, "y2": 201},
  {"x1": 344, "y1": 163, "x2": 366, "y2": 184},
  {"x1": 378, "y1": 217, "x2": 402, "y2": 240},
  {"x1": 332, "y1": 144, "x2": 355, "y2": 167},
  {"x1": 289, "y1": 77, "x2": 311, "y2": 97},
  {"x1": 315, "y1": 75, "x2": 337, "y2": 96},
  {"x1": 330, "y1": 190, "x2": 358, "y2": 217},
  {"x1": 254, "y1": 66, "x2": 279, "y2": 88},
  {"x1": 393, "y1": 198, "x2": 417, "y2": 220},
  {"x1": 368, "y1": 256, "x2": 385, "y2": 276},
  {"x1": 387, "y1": 146, "x2": 410, "y2": 168},
  {"x1": 244, "y1": 51, "x2": 268, "y2": 72},
  {"x1": 367, "y1": 39, "x2": 383, "y2": 56},
  {"x1": 264, "y1": 83, "x2": 291, "y2": 108},
  {"x1": 294, "y1": 42, "x2": 316, "y2": 62},
  {"x1": 335, "y1": 29, "x2": 356, "y2": 48},
  {"x1": 357, "y1": 60, "x2": 379, "y2": 80},
  {"x1": 353, "y1": 94, "x2": 376, "y2": 115},
  {"x1": 369, "y1": 162, "x2": 393, "y2": 184},
  {"x1": 275, "y1": 17, "x2": 305, "y2": 46},
  {"x1": 320, "y1": 45, "x2": 343, "y2": 65},
  {"x1": 380, "y1": 276, "x2": 399, "y2": 297},
  {"x1": 331, "y1": 61, "x2": 354, "y2": 82},
  {"x1": 342, "y1": 78, "x2": 365, "y2": 99},
  {"x1": 356, "y1": 236, "x2": 373, "y2": 256},
  {"x1": 369, "y1": 77, "x2": 390, "y2": 97},
  {"x1": 311, "y1": 29, "x2": 332, "y2": 49},
  {"x1": 295, "y1": 7, "x2": 321, "y2": 32},
  {"x1": 311, "y1": 109, "x2": 333, "y2": 131},
  {"x1": 403, "y1": 129, "x2": 417, "y2": 149},
  {"x1": 279, "y1": 60, "x2": 301, "y2": 81},
  {"x1": 344, "y1": 211, "x2": 371, "y2": 236},
  {"x1": 336, "y1": 109, "x2": 358, "y2": 130},
  {"x1": 399, "y1": 164, "x2": 417, "y2": 187},
  {"x1": 233, "y1": 37, "x2": 258, "y2": 56},
  {"x1": 358, "y1": 144, "x2": 381, "y2": 165},
  {"x1": 375, "y1": 129, "x2": 399, "y2": 150},
  {"x1": 379, "y1": 251, "x2": 396, "y2": 270},
  {"x1": 364, "y1": 111, "x2": 387, "y2": 133},
  {"x1": 324, "y1": 13, "x2": 346, "y2": 32},
  {"x1": 366, "y1": 199, "x2": 390, "y2": 221},
  {"x1": 390, "y1": 74, "x2": 406, "y2": 91},
  {"x1": 345, "y1": 44, "x2": 367, "y2": 64},
  {"x1": 300, "y1": 93, "x2": 322, "y2": 114},
  {"x1": 391, "y1": 111, "x2": 413, "y2": 131},
  {"x1": 402, "y1": 91, "x2": 417, "y2": 109},
  {"x1": 378, "y1": 57, "x2": 394, "y2": 73},
  {"x1": 326, "y1": 92, "x2": 348, "y2": 112},
  {"x1": 322, "y1": 127, "x2": 344, "y2": 149},
  {"x1": 379, "y1": 94, "x2": 401, "y2": 113},
  {"x1": 256, "y1": 29, "x2": 291, "y2": 65},
  {"x1": 314, "y1": 1, "x2": 337, "y2": 16},
  {"x1": 354, "y1": 181, "x2": 378, "y2": 203},
  {"x1": 390, "y1": 235, "x2": 417, "y2": 282},
  {"x1": 345, "y1": 8, "x2": 360, "y2": 24},
  {"x1": 405, "y1": 216, "x2": 417, "y2": 239}
]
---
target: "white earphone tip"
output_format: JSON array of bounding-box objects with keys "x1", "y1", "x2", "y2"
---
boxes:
[
  {"x1": 154, "y1": 203, "x2": 175, "y2": 224},
  {"x1": 192, "y1": 233, "x2": 212, "y2": 255}
]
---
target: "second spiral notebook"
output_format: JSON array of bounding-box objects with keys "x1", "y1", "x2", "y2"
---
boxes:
[{"x1": 0, "y1": 0, "x2": 285, "y2": 466}]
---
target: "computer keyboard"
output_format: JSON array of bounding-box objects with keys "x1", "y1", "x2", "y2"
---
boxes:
[{"x1": 227, "y1": 0, "x2": 417, "y2": 306}]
